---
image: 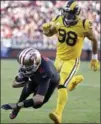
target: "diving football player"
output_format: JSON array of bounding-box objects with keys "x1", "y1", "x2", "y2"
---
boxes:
[{"x1": 1, "y1": 47, "x2": 59, "y2": 120}]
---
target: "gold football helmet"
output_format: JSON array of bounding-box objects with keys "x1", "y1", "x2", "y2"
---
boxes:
[{"x1": 18, "y1": 47, "x2": 41, "y2": 76}]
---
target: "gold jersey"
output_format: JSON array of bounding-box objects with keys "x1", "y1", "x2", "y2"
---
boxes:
[{"x1": 52, "y1": 15, "x2": 92, "y2": 60}]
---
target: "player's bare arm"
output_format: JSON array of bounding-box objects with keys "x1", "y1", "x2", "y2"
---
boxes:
[
  {"x1": 85, "y1": 21, "x2": 98, "y2": 55},
  {"x1": 84, "y1": 21, "x2": 99, "y2": 71}
]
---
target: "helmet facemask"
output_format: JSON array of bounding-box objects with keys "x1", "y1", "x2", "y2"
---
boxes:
[
  {"x1": 21, "y1": 64, "x2": 38, "y2": 77},
  {"x1": 61, "y1": 2, "x2": 81, "y2": 26}
]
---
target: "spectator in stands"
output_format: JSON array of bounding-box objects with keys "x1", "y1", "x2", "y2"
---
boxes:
[{"x1": 1, "y1": 1, "x2": 100, "y2": 50}]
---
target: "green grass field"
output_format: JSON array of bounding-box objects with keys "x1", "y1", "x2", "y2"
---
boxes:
[{"x1": 1, "y1": 60, "x2": 100, "y2": 123}]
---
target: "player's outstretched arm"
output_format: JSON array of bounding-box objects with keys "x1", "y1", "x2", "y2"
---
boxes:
[
  {"x1": 42, "y1": 22, "x2": 58, "y2": 37},
  {"x1": 85, "y1": 20, "x2": 100, "y2": 71}
]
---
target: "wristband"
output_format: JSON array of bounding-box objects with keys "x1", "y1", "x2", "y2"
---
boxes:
[{"x1": 92, "y1": 54, "x2": 98, "y2": 60}]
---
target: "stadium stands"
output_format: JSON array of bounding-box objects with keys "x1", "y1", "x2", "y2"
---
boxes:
[{"x1": 1, "y1": 1, "x2": 100, "y2": 50}]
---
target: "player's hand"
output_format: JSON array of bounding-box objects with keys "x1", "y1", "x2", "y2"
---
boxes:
[
  {"x1": 1, "y1": 103, "x2": 17, "y2": 110},
  {"x1": 90, "y1": 59, "x2": 100, "y2": 71},
  {"x1": 42, "y1": 22, "x2": 58, "y2": 34},
  {"x1": 42, "y1": 23, "x2": 52, "y2": 34}
]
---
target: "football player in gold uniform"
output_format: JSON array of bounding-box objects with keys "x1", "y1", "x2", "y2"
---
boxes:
[{"x1": 42, "y1": 0, "x2": 99, "y2": 123}]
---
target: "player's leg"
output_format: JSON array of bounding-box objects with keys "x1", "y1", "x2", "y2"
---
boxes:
[
  {"x1": 32, "y1": 76, "x2": 59, "y2": 109},
  {"x1": 68, "y1": 74, "x2": 84, "y2": 91},
  {"x1": 67, "y1": 60, "x2": 84, "y2": 91},
  {"x1": 43, "y1": 80, "x2": 59, "y2": 104},
  {"x1": 54, "y1": 57, "x2": 63, "y2": 73},
  {"x1": 49, "y1": 57, "x2": 66, "y2": 123},
  {"x1": 10, "y1": 81, "x2": 35, "y2": 119},
  {"x1": 50, "y1": 58, "x2": 79, "y2": 124},
  {"x1": 49, "y1": 72, "x2": 68, "y2": 124}
]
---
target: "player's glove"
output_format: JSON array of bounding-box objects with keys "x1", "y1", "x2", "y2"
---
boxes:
[
  {"x1": 90, "y1": 59, "x2": 100, "y2": 71},
  {"x1": 42, "y1": 22, "x2": 58, "y2": 34},
  {"x1": 1, "y1": 103, "x2": 17, "y2": 110},
  {"x1": 42, "y1": 22, "x2": 52, "y2": 34}
]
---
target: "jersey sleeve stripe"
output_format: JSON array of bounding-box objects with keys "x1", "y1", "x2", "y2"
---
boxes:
[
  {"x1": 64, "y1": 58, "x2": 79, "y2": 87},
  {"x1": 54, "y1": 15, "x2": 60, "y2": 21},
  {"x1": 82, "y1": 19, "x2": 86, "y2": 29}
]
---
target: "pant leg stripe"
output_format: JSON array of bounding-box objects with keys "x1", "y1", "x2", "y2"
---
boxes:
[{"x1": 64, "y1": 58, "x2": 79, "y2": 87}]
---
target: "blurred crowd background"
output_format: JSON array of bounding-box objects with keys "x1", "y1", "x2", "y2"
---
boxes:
[{"x1": 1, "y1": 0, "x2": 100, "y2": 57}]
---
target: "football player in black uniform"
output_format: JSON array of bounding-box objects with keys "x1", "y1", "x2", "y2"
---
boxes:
[{"x1": 1, "y1": 47, "x2": 59, "y2": 120}]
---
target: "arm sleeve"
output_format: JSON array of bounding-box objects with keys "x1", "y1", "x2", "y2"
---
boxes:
[{"x1": 52, "y1": 15, "x2": 60, "y2": 22}]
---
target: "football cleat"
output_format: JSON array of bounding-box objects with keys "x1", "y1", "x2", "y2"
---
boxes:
[
  {"x1": 49, "y1": 112, "x2": 62, "y2": 124},
  {"x1": 9, "y1": 108, "x2": 20, "y2": 119}
]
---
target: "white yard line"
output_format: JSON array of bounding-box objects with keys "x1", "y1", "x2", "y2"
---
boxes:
[{"x1": 79, "y1": 83, "x2": 100, "y2": 87}]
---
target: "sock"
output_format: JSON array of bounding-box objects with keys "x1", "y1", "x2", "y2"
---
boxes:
[
  {"x1": 12, "y1": 86, "x2": 32, "y2": 113},
  {"x1": 17, "y1": 99, "x2": 33, "y2": 108},
  {"x1": 18, "y1": 98, "x2": 42, "y2": 109},
  {"x1": 55, "y1": 88, "x2": 68, "y2": 116},
  {"x1": 23, "y1": 99, "x2": 33, "y2": 108}
]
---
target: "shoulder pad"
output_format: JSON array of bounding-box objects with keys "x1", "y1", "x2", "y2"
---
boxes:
[
  {"x1": 82, "y1": 19, "x2": 92, "y2": 29},
  {"x1": 85, "y1": 19, "x2": 93, "y2": 30},
  {"x1": 86, "y1": 19, "x2": 93, "y2": 29},
  {"x1": 83, "y1": 19, "x2": 93, "y2": 32}
]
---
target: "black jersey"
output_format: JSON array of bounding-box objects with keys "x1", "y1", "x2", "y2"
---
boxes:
[
  {"x1": 15, "y1": 56, "x2": 59, "y2": 97},
  {"x1": 30, "y1": 56, "x2": 59, "y2": 84}
]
